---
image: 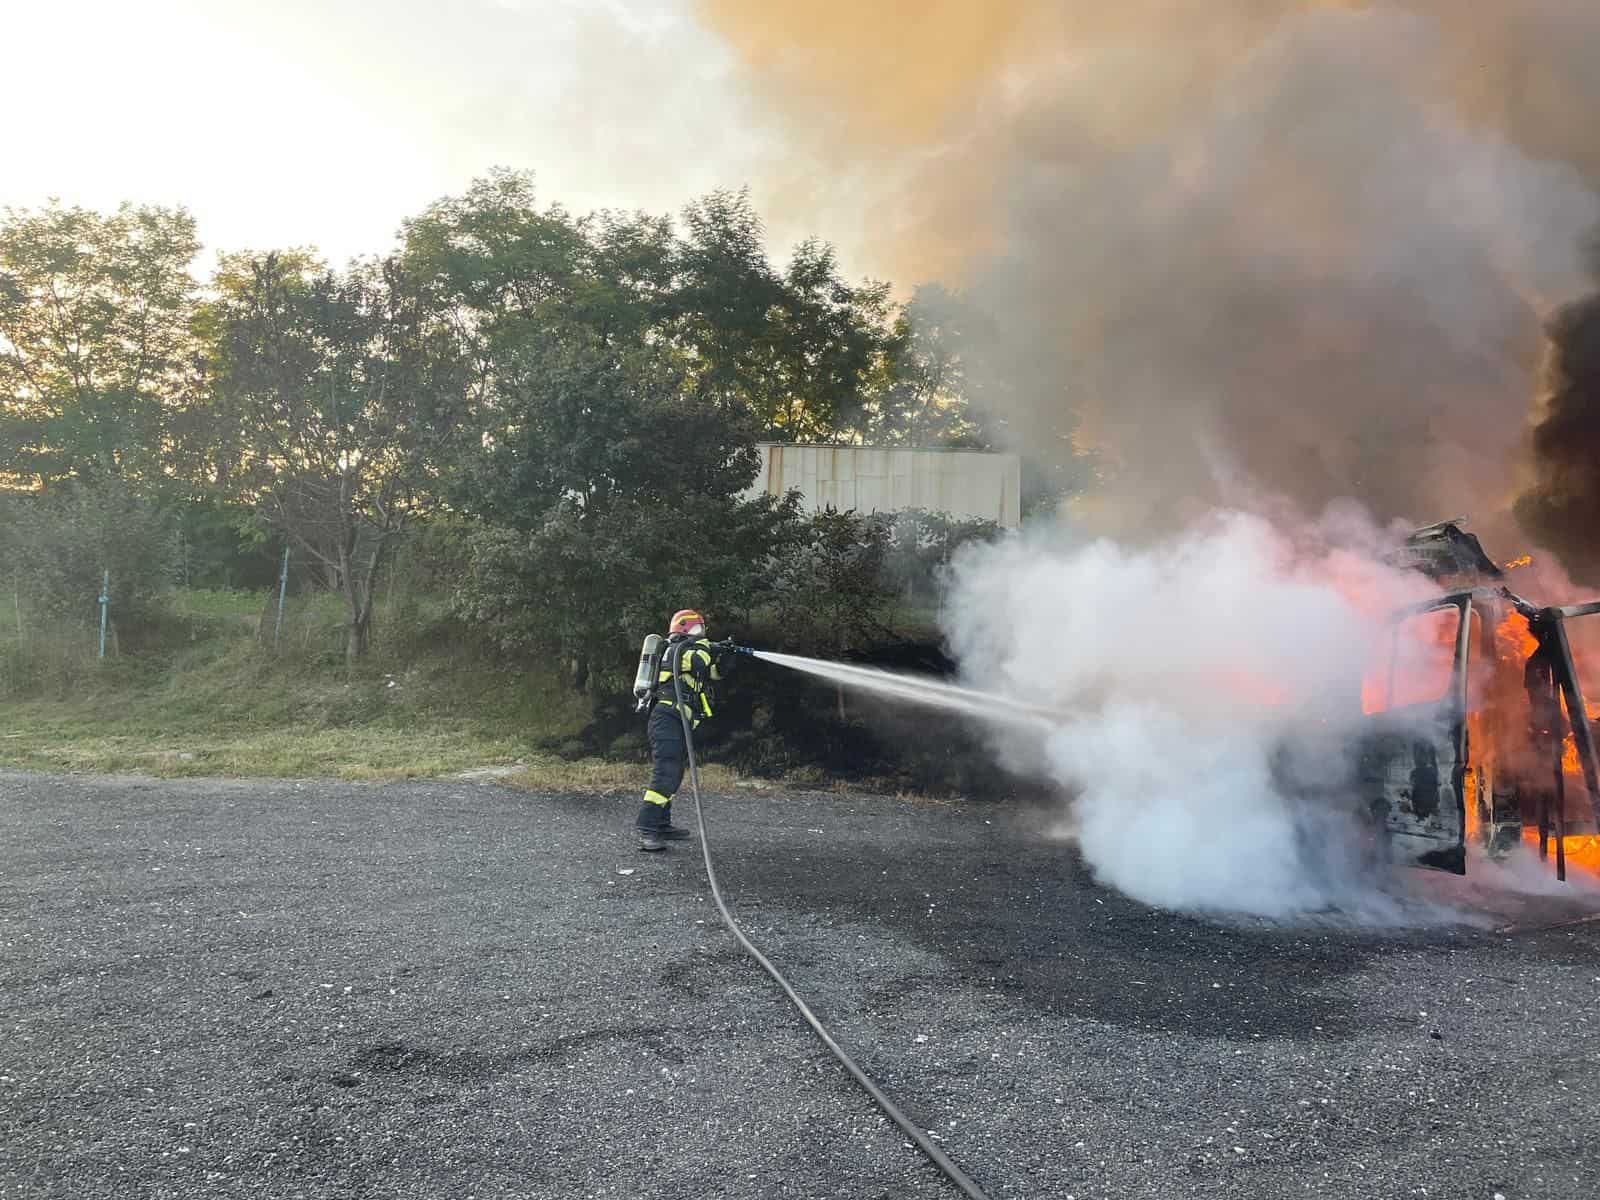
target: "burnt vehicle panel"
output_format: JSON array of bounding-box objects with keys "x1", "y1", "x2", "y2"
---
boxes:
[
  {"x1": 1357, "y1": 721, "x2": 1467, "y2": 873},
  {"x1": 1361, "y1": 522, "x2": 1600, "y2": 880},
  {"x1": 1357, "y1": 598, "x2": 1470, "y2": 873}
]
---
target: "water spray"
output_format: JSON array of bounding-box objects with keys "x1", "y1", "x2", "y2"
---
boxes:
[{"x1": 751, "y1": 649, "x2": 1061, "y2": 731}]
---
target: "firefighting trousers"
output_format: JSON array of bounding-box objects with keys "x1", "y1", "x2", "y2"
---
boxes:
[{"x1": 639, "y1": 706, "x2": 686, "y2": 829}]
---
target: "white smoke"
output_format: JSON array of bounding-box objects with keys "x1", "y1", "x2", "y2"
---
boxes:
[{"x1": 942, "y1": 508, "x2": 1444, "y2": 918}]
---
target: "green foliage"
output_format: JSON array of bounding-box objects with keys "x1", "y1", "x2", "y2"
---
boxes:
[
  {"x1": 447, "y1": 329, "x2": 760, "y2": 530},
  {"x1": 0, "y1": 201, "x2": 200, "y2": 488},
  {"x1": 3, "y1": 479, "x2": 179, "y2": 625},
  {"x1": 454, "y1": 492, "x2": 806, "y2": 689},
  {"x1": 674, "y1": 194, "x2": 891, "y2": 440},
  {"x1": 862, "y1": 284, "x2": 991, "y2": 448},
  {"x1": 881, "y1": 509, "x2": 1003, "y2": 606},
  {"x1": 769, "y1": 509, "x2": 897, "y2": 655},
  {"x1": 389, "y1": 516, "x2": 478, "y2": 598},
  {"x1": 0, "y1": 181, "x2": 1063, "y2": 688},
  {"x1": 199, "y1": 251, "x2": 463, "y2": 658},
  {"x1": 176, "y1": 499, "x2": 282, "y2": 591}
]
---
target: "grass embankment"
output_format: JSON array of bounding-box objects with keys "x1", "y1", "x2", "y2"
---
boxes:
[{"x1": 0, "y1": 589, "x2": 738, "y2": 791}]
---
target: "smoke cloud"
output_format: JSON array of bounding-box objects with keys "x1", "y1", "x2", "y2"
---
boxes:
[
  {"x1": 700, "y1": 2, "x2": 1600, "y2": 554},
  {"x1": 941, "y1": 508, "x2": 1446, "y2": 917},
  {"x1": 1514, "y1": 289, "x2": 1600, "y2": 585}
]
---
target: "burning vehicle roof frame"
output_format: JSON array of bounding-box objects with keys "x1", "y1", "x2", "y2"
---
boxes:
[{"x1": 1364, "y1": 577, "x2": 1600, "y2": 879}]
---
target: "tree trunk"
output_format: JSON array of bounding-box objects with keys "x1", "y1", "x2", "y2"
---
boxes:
[
  {"x1": 338, "y1": 533, "x2": 368, "y2": 664},
  {"x1": 347, "y1": 604, "x2": 371, "y2": 664},
  {"x1": 572, "y1": 654, "x2": 590, "y2": 692}
]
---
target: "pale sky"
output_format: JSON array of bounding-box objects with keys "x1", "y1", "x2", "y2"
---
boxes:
[{"x1": 3, "y1": 0, "x2": 797, "y2": 267}]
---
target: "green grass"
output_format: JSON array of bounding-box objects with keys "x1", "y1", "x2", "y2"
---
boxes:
[
  {"x1": 168, "y1": 588, "x2": 273, "y2": 621},
  {"x1": 0, "y1": 586, "x2": 914, "y2": 795},
  {"x1": 0, "y1": 711, "x2": 520, "y2": 780},
  {"x1": 0, "y1": 588, "x2": 615, "y2": 786}
]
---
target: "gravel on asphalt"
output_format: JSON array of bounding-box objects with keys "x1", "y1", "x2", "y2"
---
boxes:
[{"x1": 3, "y1": 769, "x2": 1598, "y2": 1199}]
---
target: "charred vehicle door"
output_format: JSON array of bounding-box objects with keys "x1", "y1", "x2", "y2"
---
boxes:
[{"x1": 1357, "y1": 597, "x2": 1473, "y2": 873}]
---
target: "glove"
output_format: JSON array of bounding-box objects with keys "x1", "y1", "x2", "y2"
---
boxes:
[{"x1": 711, "y1": 639, "x2": 746, "y2": 673}]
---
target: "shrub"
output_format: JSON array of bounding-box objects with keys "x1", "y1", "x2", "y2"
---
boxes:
[
  {"x1": 4, "y1": 480, "x2": 179, "y2": 630},
  {"x1": 453, "y1": 492, "x2": 806, "y2": 690},
  {"x1": 881, "y1": 508, "x2": 1002, "y2": 609},
  {"x1": 768, "y1": 508, "x2": 896, "y2": 654}
]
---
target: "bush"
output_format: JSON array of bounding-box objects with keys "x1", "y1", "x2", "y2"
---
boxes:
[
  {"x1": 176, "y1": 499, "x2": 282, "y2": 591},
  {"x1": 0, "y1": 613, "x2": 104, "y2": 699},
  {"x1": 881, "y1": 508, "x2": 1002, "y2": 609},
  {"x1": 450, "y1": 501, "x2": 997, "y2": 686},
  {"x1": 392, "y1": 515, "x2": 478, "y2": 597},
  {"x1": 452, "y1": 492, "x2": 806, "y2": 690},
  {"x1": 768, "y1": 508, "x2": 896, "y2": 655},
  {"x1": 4, "y1": 480, "x2": 179, "y2": 631}
]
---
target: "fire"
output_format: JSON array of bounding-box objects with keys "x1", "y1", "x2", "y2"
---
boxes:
[
  {"x1": 1503, "y1": 555, "x2": 1533, "y2": 571},
  {"x1": 1464, "y1": 602, "x2": 1600, "y2": 880},
  {"x1": 1360, "y1": 605, "x2": 1459, "y2": 715},
  {"x1": 1461, "y1": 764, "x2": 1481, "y2": 839},
  {"x1": 1494, "y1": 610, "x2": 1539, "y2": 663},
  {"x1": 1560, "y1": 703, "x2": 1600, "y2": 778},
  {"x1": 1520, "y1": 829, "x2": 1600, "y2": 876}
]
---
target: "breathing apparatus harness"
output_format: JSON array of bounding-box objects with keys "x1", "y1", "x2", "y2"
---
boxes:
[
  {"x1": 659, "y1": 641, "x2": 993, "y2": 1200},
  {"x1": 633, "y1": 632, "x2": 748, "y2": 715}
]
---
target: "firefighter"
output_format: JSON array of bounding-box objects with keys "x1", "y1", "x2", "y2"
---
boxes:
[{"x1": 636, "y1": 609, "x2": 731, "y2": 851}]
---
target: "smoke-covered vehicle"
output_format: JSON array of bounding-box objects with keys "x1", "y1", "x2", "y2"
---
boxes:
[{"x1": 1354, "y1": 522, "x2": 1600, "y2": 878}]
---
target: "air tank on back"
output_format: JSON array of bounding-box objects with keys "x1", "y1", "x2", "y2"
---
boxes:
[{"x1": 633, "y1": 634, "x2": 665, "y2": 711}]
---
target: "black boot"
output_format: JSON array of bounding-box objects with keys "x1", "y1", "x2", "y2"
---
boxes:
[
  {"x1": 660, "y1": 800, "x2": 692, "y2": 842},
  {"x1": 637, "y1": 800, "x2": 672, "y2": 852}
]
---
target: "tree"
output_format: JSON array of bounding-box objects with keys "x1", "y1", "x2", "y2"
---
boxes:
[
  {"x1": 457, "y1": 491, "x2": 807, "y2": 684},
  {"x1": 763, "y1": 240, "x2": 891, "y2": 441},
  {"x1": 672, "y1": 192, "x2": 890, "y2": 440},
  {"x1": 402, "y1": 173, "x2": 961, "y2": 681},
  {"x1": 444, "y1": 326, "x2": 765, "y2": 687},
  {"x1": 208, "y1": 252, "x2": 460, "y2": 661},
  {"x1": 0, "y1": 201, "x2": 200, "y2": 489},
  {"x1": 861, "y1": 284, "x2": 990, "y2": 448},
  {"x1": 6, "y1": 477, "x2": 179, "y2": 628}
]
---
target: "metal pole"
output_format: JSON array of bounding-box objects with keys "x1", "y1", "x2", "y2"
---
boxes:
[
  {"x1": 274, "y1": 546, "x2": 290, "y2": 651},
  {"x1": 98, "y1": 570, "x2": 109, "y2": 659},
  {"x1": 1543, "y1": 610, "x2": 1600, "y2": 830},
  {"x1": 1553, "y1": 717, "x2": 1568, "y2": 883}
]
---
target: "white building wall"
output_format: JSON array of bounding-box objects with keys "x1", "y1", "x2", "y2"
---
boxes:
[{"x1": 743, "y1": 443, "x2": 1022, "y2": 528}]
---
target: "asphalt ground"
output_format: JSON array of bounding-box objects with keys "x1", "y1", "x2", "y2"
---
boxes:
[{"x1": 3, "y1": 769, "x2": 1599, "y2": 1200}]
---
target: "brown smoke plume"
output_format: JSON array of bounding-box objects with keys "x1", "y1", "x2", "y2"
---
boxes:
[{"x1": 700, "y1": 1, "x2": 1600, "y2": 554}]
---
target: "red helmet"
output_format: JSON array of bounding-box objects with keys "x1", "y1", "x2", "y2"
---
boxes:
[{"x1": 669, "y1": 609, "x2": 706, "y2": 637}]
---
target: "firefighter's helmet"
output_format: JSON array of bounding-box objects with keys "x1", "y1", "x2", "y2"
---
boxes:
[{"x1": 669, "y1": 609, "x2": 705, "y2": 637}]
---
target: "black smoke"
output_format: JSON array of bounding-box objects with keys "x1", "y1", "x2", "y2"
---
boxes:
[{"x1": 1515, "y1": 272, "x2": 1600, "y2": 585}]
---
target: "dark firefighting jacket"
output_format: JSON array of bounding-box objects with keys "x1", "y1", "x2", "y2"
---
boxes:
[{"x1": 654, "y1": 636, "x2": 724, "y2": 728}]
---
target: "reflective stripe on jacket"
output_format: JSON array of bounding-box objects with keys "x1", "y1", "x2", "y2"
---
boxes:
[{"x1": 655, "y1": 636, "x2": 723, "y2": 727}]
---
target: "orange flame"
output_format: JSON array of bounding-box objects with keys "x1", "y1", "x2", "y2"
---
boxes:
[
  {"x1": 1521, "y1": 830, "x2": 1600, "y2": 877},
  {"x1": 1494, "y1": 609, "x2": 1540, "y2": 664},
  {"x1": 1503, "y1": 555, "x2": 1532, "y2": 571}
]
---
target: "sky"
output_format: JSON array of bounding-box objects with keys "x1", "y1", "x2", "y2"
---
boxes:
[
  {"x1": 9, "y1": 0, "x2": 1600, "y2": 557},
  {"x1": 2, "y1": 0, "x2": 789, "y2": 267}
]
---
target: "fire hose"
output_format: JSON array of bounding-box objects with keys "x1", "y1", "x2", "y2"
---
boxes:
[{"x1": 668, "y1": 641, "x2": 993, "y2": 1200}]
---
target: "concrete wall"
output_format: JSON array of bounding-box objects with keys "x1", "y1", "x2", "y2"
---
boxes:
[{"x1": 743, "y1": 443, "x2": 1022, "y2": 528}]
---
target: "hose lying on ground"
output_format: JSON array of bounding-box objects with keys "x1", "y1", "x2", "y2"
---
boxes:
[{"x1": 669, "y1": 650, "x2": 993, "y2": 1200}]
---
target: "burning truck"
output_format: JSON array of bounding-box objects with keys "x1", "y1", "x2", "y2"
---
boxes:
[{"x1": 1356, "y1": 520, "x2": 1600, "y2": 881}]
